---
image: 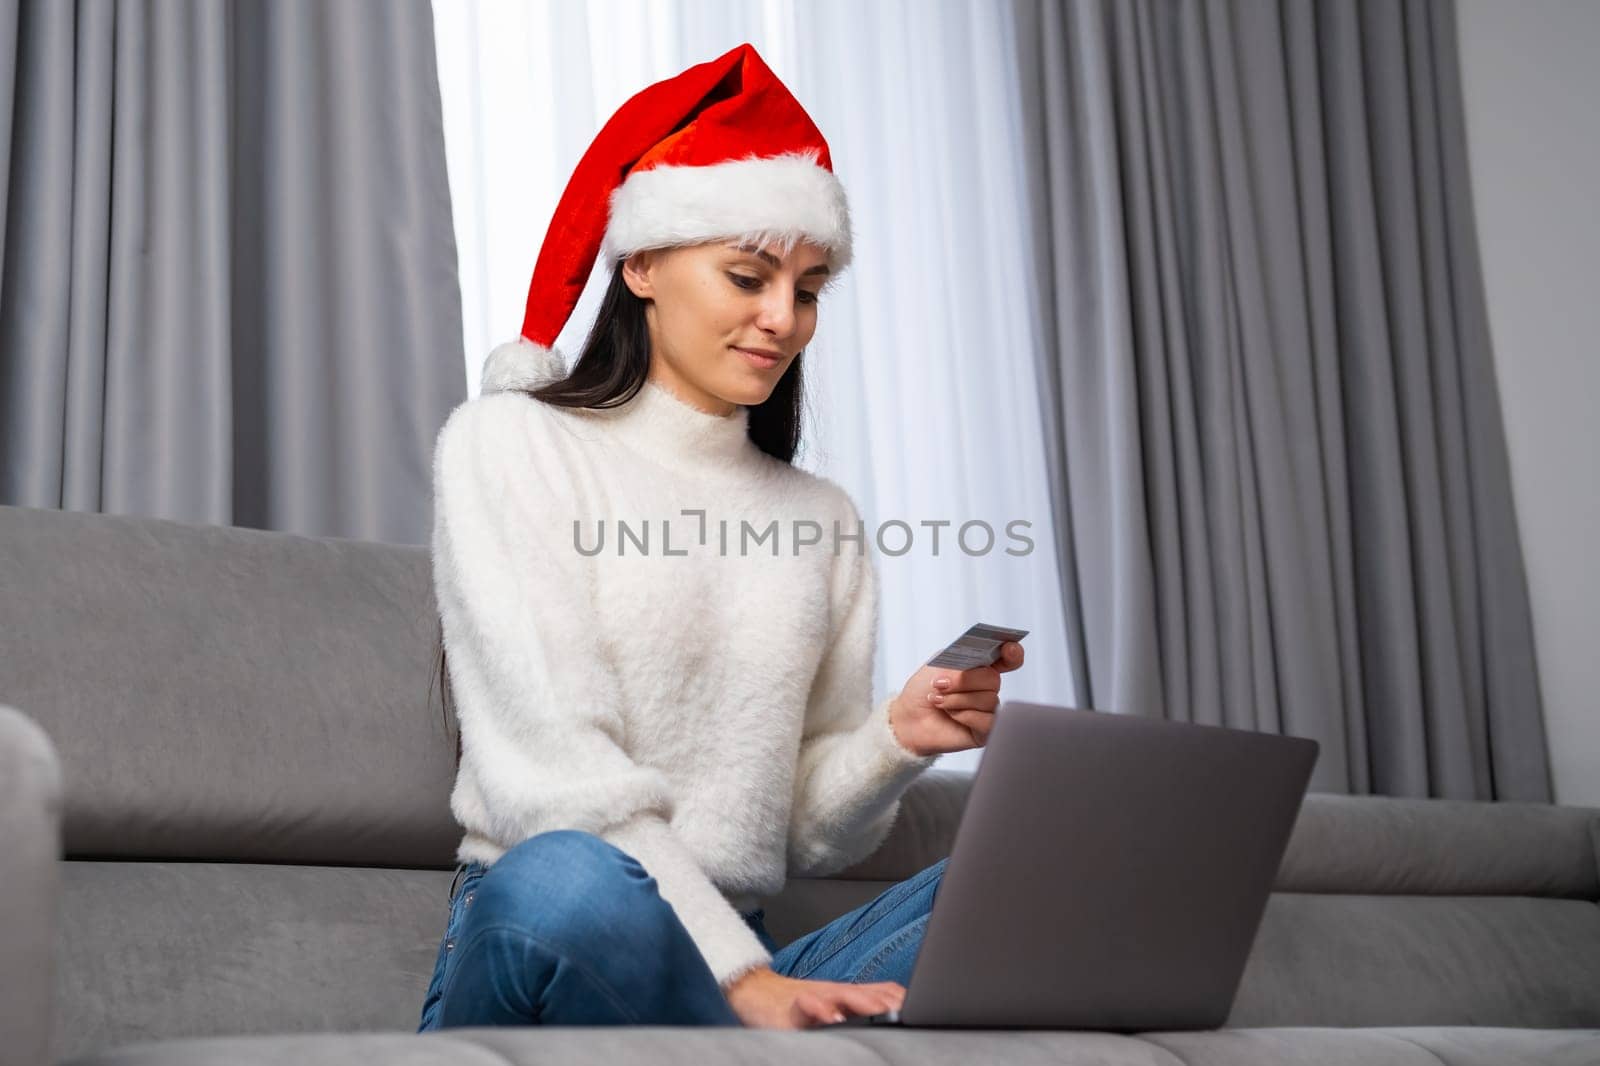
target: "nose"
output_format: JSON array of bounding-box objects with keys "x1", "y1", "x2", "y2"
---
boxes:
[{"x1": 753, "y1": 282, "x2": 800, "y2": 339}]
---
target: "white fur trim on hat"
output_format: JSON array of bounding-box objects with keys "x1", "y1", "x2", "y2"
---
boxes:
[
  {"x1": 480, "y1": 337, "x2": 567, "y2": 393},
  {"x1": 601, "y1": 149, "x2": 853, "y2": 273}
]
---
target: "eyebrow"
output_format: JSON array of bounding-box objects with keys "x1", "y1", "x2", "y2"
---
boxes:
[{"x1": 729, "y1": 242, "x2": 831, "y2": 276}]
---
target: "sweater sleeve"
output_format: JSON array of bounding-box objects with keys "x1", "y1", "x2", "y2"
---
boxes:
[
  {"x1": 432, "y1": 395, "x2": 772, "y2": 988},
  {"x1": 786, "y1": 494, "x2": 938, "y2": 879}
]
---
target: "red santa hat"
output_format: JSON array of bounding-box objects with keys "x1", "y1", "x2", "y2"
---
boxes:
[{"x1": 481, "y1": 41, "x2": 853, "y2": 394}]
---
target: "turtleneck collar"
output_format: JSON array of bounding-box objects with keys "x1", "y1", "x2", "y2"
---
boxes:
[{"x1": 582, "y1": 376, "x2": 762, "y2": 479}]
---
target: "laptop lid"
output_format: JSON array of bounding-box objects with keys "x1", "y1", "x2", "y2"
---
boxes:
[{"x1": 899, "y1": 702, "x2": 1319, "y2": 1030}]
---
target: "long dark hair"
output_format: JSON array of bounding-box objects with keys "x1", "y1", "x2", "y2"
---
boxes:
[{"x1": 434, "y1": 260, "x2": 809, "y2": 766}]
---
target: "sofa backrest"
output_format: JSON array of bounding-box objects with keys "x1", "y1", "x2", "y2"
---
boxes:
[
  {"x1": 3, "y1": 503, "x2": 461, "y2": 868},
  {"x1": 1229, "y1": 791, "x2": 1600, "y2": 1027},
  {"x1": 6, "y1": 503, "x2": 1600, "y2": 1054}
]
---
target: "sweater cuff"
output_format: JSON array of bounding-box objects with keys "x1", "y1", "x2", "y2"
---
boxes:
[
  {"x1": 868, "y1": 695, "x2": 941, "y2": 772},
  {"x1": 833, "y1": 696, "x2": 940, "y2": 797},
  {"x1": 603, "y1": 814, "x2": 774, "y2": 988}
]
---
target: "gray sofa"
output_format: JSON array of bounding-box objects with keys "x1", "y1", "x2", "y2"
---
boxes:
[{"x1": 3, "y1": 501, "x2": 1598, "y2": 1066}]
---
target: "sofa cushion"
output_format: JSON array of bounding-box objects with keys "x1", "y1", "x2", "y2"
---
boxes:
[
  {"x1": 839, "y1": 781, "x2": 1600, "y2": 899},
  {"x1": 2, "y1": 503, "x2": 461, "y2": 867},
  {"x1": 1268, "y1": 793, "x2": 1600, "y2": 898},
  {"x1": 55, "y1": 1025, "x2": 1600, "y2": 1066},
  {"x1": 54, "y1": 861, "x2": 452, "y2": 1061},
  {"x1": 54, "y1": 859, "x2": 1600, "y2": 1062},
  {"x1": 51, "y1": 856, "x2": 932, "y2": 1061},
  {"x1": 1227, "y1": 893, "x2": 1600, "y2": 1027},
  {"x1": 1143, "y1": 1027, "x2": 1600, "y2": 1065}
]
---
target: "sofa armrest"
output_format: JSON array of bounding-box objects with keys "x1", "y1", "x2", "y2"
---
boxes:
[{"x1": 0, "y1": 705, "x2": 64, "y2": 1066}]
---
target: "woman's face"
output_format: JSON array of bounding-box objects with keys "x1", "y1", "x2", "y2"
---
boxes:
[{"x1": 620, "y1": 237, "x2": 832, "y2": 415}]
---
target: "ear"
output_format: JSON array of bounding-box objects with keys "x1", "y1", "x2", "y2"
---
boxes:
[{"x1": 620, "y1": 250, "x2": 655, "y2": 300}]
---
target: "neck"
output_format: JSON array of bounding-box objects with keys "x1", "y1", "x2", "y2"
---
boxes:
[
  {"x1": 649, "y1": 366, "x2": 739, "y2": 418},
  {"x1": 585, "y1": 377, "x2": 759, "y2": 478}
]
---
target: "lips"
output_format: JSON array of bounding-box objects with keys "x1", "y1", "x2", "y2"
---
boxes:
[{"x1": 734, "y1": 346, "x2": 782, "y2": 369}]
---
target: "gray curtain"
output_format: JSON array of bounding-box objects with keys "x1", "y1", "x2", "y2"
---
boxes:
[
  {"x1": 0, "y1": 0, "x2": 464, "y2": 545},
  {"x1": 1015, "y1": 0, "x2": 1551, "y2": 800}
]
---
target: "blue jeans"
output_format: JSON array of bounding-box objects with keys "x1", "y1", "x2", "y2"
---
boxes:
[{"x1": 415, "y1": 829, "x2": 948, "y2": 1029}]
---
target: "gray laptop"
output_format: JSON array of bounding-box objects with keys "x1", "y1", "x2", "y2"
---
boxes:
[{"x1": 821, "y1": 701, "x2": 1319, "y2": 1030}]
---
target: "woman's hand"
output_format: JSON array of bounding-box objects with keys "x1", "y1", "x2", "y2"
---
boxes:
[
  {"x1": 889, "y1": 641, "x2": 1025, "y2": 757},
  {"x1": 723, "y1": 966, "x2": 906, "y2": 1028}
]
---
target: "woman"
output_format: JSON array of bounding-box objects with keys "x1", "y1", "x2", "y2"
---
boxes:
[{"x1": 417, "y1": 42, "x2": 1023, "y2": 1032}]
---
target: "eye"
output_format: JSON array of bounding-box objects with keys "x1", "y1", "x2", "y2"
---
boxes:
[{"x1": 726, "y1": 273, "x2": 822, "y2": 307}]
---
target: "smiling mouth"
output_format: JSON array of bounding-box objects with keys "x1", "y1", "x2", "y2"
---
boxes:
[{"x1": 734, "y1": 346, "x2": 783, "y2": 368}]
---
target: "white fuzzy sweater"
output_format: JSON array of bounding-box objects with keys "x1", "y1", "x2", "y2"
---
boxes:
[{"x1": 431, "y1": 343, "x2": 937, "y2": 987}]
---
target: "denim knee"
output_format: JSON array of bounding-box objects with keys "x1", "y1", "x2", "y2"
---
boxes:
[
  {"x1": 466, "y1": 830, "x2": 666, "y2": 951},
  {"x1": 897, "y1": 856, "x2": 948, "y2": 902},
  {"x1": 437, "y1": 830, "x2": 743, "y2": 1027}
]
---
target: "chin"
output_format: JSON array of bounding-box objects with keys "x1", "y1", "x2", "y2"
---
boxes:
[{"x1": 722, "y1": 380, "x2": 774, "y2": 408}]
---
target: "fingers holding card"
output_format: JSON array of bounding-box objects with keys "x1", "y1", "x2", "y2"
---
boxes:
[{"x1": 925, "y1": 623, "x2": 1029, "y2": 671}]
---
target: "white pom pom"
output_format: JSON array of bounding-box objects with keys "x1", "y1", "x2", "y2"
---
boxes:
[{"x1": 479, "y1": 337, "x2": 567, "y2": 393}]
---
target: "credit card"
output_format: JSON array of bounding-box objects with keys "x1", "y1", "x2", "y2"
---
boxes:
[{"x1": 925, "y1": 623, "x2": 1030, "y2": 671}]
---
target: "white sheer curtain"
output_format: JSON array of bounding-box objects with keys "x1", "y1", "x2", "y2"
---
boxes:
[{"x1": 432, "y1": 0, "x2": 1075, "y2": 771}]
